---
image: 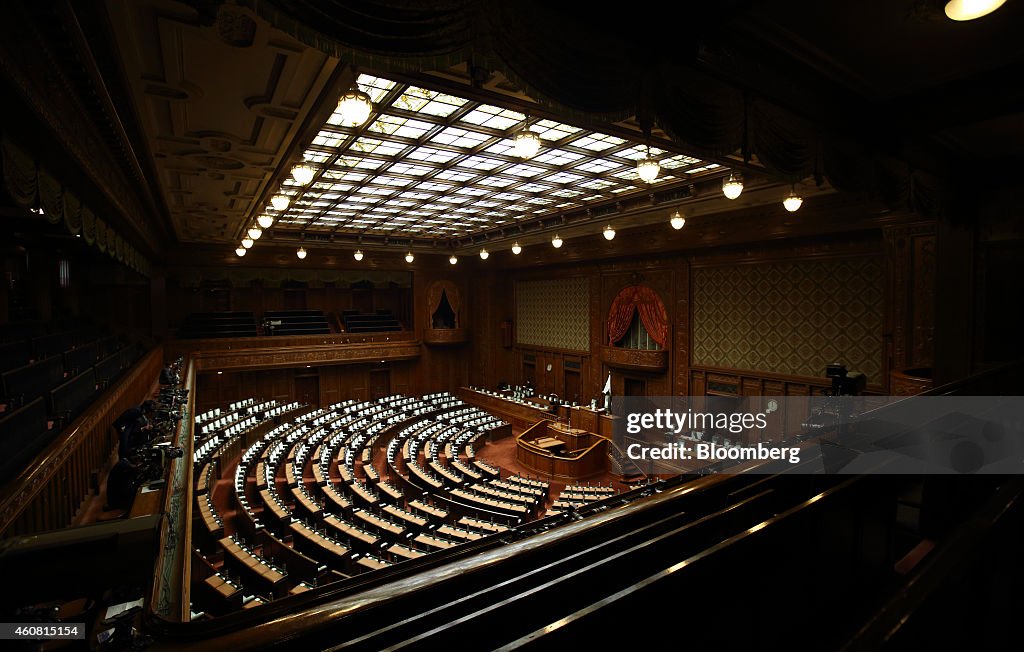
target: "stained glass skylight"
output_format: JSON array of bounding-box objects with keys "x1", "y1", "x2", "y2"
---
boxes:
[{"x1": 276, "y1": 73, "x2": 721, "y2": 239}]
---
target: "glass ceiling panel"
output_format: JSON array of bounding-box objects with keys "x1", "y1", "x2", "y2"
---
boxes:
[{"x1": 274, "y1": 72, "x2": 720, "y2": 239}]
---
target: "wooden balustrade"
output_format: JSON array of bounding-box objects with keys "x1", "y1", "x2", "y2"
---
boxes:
[
  {"x1": 150, "y1": 355, "x2": 197, "y2": 621},
  {"x1": 186, "y1": 340, "x2": 422, "y2": 373},
  {"x1": 0, "y1": 346, "x2": 165, "y2": 538},
  {"x1": 165, "y1": 331, "x2": 417, "y2": 360}
]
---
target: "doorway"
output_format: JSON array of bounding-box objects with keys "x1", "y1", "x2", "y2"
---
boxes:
[
  {"x1": 564, "y1": 370, "x2": 581, "y2": 404},
  {"x1": 624, "y1": 377, "x2": 646, "y2": 397},
  {"x1": 369, "y1": 369, "x2": 391, "y2": 399},
  {"x1": 295, "y1": 374, "x2": 319, "y2": 408}
]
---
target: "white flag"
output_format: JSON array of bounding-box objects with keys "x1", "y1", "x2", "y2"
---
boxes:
[{"x1": 602, "y1": 373, "x2": 611, "y2": 395}]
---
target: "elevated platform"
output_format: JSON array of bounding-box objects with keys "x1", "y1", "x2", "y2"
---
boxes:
[{"x1": 515, "y1": 420, "x2": 609, "y2": 481}]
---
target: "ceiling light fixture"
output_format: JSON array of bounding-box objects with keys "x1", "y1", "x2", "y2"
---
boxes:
[
  {"x1": 670, "y1": 210, "x2": 686, "y2": 230},
  {"x1": 944, "y1": 0, "x2": 1006, "y2": 21},
  {"x1": 603, "y1": 224, "x2": 616, "y2": 240},
  {"x1": 296, "y1": 246, "x2": 307, "y2": 259},
  {"x1": 405, "y1": 251, "x2": 415, "y2": 263},
  {"x1": 511, "y1": 241, "x2": 522, "y2": 255},
  {"x1": 337, "y1": 85, "x2": 373, "y2": 127},
  {"x1": 636, "y1": 146, "x2": 660, "y2": 183},
  {"x1": 235, "y1": 247, "x2": 246, "y2": 257},
  {"x1": 271, "y1": 195, "x2": 290, "y2": 211},
  {"x1": 722, "y1": 172, "x2": 744, "y2": 200},
  {"x1": 257, "y1": 214, "x2": 274, "y2": 229},
  {"x1": 241, "y1": 236, "x2": 254, "y2": 249},
  {"x1": 291, "y1": 164, "x2": 315, "y2": 185},
  {"x1": 450, "y1": 254, "x2": 459, "y2": 265},
  {"x1": 513, "y1": 119, "x2": 541, "y2": 159},
  {"x1": 247, "y1": 226, "x2": 262, "y2": 240},
  {"x1": 353, "y1": 249, "x2": 364, "y2": 261},
  {"x1": 551, "y1": 234, "x2": 563, "y2": 249},
  {"x1": 479, "y1": 248, "x2": 489, "y2": 260},
  {"x1": 783, "y1": 186, "x2": 803, "y2": 212}
]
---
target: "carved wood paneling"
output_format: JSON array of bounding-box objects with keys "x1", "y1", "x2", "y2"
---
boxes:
[
  {"x1": 192, "y1": 341, "x2": 421, "y2": 372},
  {"x1": 103, "y1": 1, "x2": 339, "y2": 244},
  {"x1": 423, "y1": 328, "x2": 469, "y2": 345},
  {"x1": 601, "y1": 346, "x2": 669, "y2": 372}
]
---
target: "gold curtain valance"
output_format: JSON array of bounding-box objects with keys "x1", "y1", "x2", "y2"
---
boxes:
[
  {"x1": 81, "y1": 206, "x2": 96, "y2": 244},
  {"x1": 1, "y1": 137, "x2": 37, "y2": 207},
  {"x1": 1, "y1": 133, "x2": 151, "y2": 276},
  {"x1": 37, "y1": 168, "x2": 63, "y2": 225}
]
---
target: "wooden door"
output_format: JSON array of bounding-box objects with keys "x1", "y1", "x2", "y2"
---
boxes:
[
  {"x1": 564, "y1": 370, "x2": 581, "y2": 404},
  {"x1": 522, "y1": 362, "x2": 536, "y2": 390},
  {"x1": 370, "y1": 369, "x2": 391, "y2": 399},
  {"x1": 295, "y1": 374, "x2": 319, "y2": 408}
]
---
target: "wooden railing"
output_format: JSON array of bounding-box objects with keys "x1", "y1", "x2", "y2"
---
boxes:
[
  {"x1": 165, "y1": 330, "x2": 416, "y2": 360},
  {"x1": 0, "y1": 346, "x2": 165, "y2": 537},
  {"x1": 149, "y1": 355, "x2": 197, "y2": 622},
  {"x1": 183, "y1": 340, "x2": 422, "y2": 373}
]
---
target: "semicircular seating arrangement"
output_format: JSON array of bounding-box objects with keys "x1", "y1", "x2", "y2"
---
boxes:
[{"x1": 191, "y1": 391, "x2": 625, "y2": 617}]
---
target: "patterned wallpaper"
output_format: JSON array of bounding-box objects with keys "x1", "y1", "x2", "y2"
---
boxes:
[
  {"x1": 516, "y1": 277, "x2": 590, "y2": 351},
  {"x1": 692, "y1": 257, "x2": 884, "y2": 383}
]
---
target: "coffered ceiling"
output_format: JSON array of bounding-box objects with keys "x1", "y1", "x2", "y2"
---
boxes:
[
  {"x1": 88, "y1": 0, "x2": 1023, "y2": 260},
  {"x1": 104, "y1": 0, "x2": 343, "y2": 244},
  {"x1": 274, "y1": 73, "x2": 723, "y2": 242}
]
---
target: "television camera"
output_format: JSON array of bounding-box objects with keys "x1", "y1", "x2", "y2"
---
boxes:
[
  {"x1": 800, "y1": 364, "x2": 866, "y2": 438},
  {"x1": 135, "y1": 444, "x2": 184, "y2": 484},
  {"x1": 825, "y1": 363, "x2": 866, "y2": 396}
]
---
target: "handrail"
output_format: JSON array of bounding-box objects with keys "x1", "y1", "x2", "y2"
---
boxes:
[
  {"x1": 144, "y1": 474, "x2": 736, "y2": 650},
  {"x1": 840, "y1": 475, "x2": 1024, "y2": 650},
  {"x1": 0, "y1": 345, "x2": 164, "y2": 537},
  {"x1": 149, "y1": 355, "x2": 197, "y2": 622}
]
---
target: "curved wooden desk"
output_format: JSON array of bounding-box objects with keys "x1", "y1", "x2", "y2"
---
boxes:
[{"x1": 515, "y1": 421, "x2": 609, "y2": 480}]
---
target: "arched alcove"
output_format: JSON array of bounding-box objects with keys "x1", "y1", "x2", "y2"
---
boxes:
[{"x1": 424, "y1": 280, "x2": 468, "y2": 345}]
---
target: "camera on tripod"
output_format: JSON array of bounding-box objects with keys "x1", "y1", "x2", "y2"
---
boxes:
[{"x1": 826, "y1": 363, "x2": 866, "y2": 396}]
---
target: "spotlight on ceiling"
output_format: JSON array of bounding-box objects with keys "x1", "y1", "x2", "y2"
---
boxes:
[
  {"x1": 603, "y1": 224, "x2": 616, "y2": 240},
  {"x1": 337, "y1": 85, "x2": 373, "y2": 127},
  {"x1": 783, "y1": 186, "x2": 803, "y2": 212},
  {"x1": 353, "y1": 249, "x2": 364, "y2": 261},
  {"x1": 296, "y1": 246, "x2": 307, "y2": 259},
  {"x1": 670, "y1": 210, "x2": 686, "y2": 230},
  {"x1": 450, "y1": 254, "x2": 459, "y2": 265},
  {"x1": 241, "y1": 237, "x2": 254, "y2": 249},
  {"x1": 722, "y1": 172, "x2": 744, "y2": 200},
  {"x1": 257, "y1": 214, "x2": 274, "y2": 229},
  {"x1": 944, "y1": 0, "x2": 1006, "y2": 21},
  {"x1": 551, "y1": 234, "x2": 563, "y2": 249},
  {"x1": 405, "y1": 251, "x2": 415, "y2": 263},
  {"x1": 291, "y1": 164, "x2": 315, "y2": 185},
  {"x1": 479, "y1": 248, "x2": 489, "y2": 260},
  {"x1": 636, "y1": 146, "x2": 660, "y2": 183},
  {"x1": 511, "y1": 241, "x2": 522, "y2": 255},
  {"x1": 235, "y1": 247, "x2": 246, "y2": 257},
  {"x1": 271, "y1": 195, "x2": 290, "y2": 211},
  {"x1": 247, "y1": 226, "x2": 262, "y2": 240},
  {"x1": 513, "y1": 128, "x2": 541, "y2": 159}
]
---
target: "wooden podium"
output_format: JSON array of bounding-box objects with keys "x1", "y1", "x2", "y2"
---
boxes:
[{"x1": 515, "y1": 420, "x2": 609, "y2": 480}]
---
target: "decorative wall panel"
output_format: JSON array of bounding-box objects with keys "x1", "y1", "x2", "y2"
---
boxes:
[
  {"x1": 516, "y1": 277, "x2": 590, "y2": 351},
  {"x1": 692, "y1": 257, "x2": 884, "y2": 383}
]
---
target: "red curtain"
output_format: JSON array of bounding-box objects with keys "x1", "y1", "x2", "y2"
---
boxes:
[
  {"x1": 607, "y1": 290, "x2": 635, "y2": 345},
  {"x1": 606, "y1": 285, "x2": 669, "y2": 348}
]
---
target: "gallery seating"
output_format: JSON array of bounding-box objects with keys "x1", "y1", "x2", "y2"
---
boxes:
[
  {"x1": 263, "y1": 310, "x2": 330, "y2": 336},
  {"x1": 177, "y1": 312, "x2": 259, "y2": 339},
  {"x1": 340, "y1": 310, "x2": 402, "y2": 333}
]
